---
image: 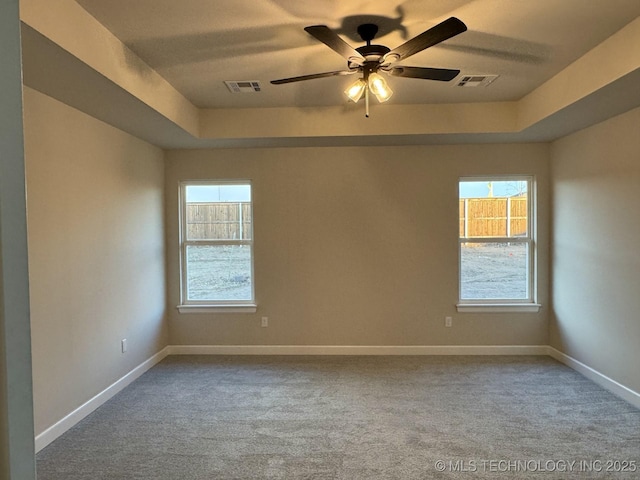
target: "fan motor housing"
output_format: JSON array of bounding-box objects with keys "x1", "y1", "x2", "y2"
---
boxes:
[{"x1": 356, "y1": 44, "x2": 390, "y2": 61}]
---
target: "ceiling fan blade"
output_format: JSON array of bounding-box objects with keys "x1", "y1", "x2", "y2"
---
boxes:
[
  {"x1": 387, "y1": 66, "x2": 460, "y2": 81},
  {"x1": 384, "y1": 17, "x2": 467, "y2": 63},
  {"x1": 271, "y1": 70, "x2": 356, "y2": 85},
  {"x1": 304, "y1": 25, "x2": 365, "y2": 63}
]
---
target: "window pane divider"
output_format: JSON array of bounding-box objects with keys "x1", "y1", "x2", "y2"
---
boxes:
[
  {"x1": 459, "y1": 237, "x2": 530, "y2": 243},
  {"x1": 184, "y1": 240, "x2": 252, "y2": 246}
]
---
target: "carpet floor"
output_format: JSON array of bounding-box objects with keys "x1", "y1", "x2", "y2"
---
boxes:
[{"x1": 36, "y1": 355, "x2": 640, "y2": 479}]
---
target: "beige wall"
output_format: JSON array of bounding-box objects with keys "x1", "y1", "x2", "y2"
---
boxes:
[
  {"x1": 550, "y1": 106, "x2": 640, "y2": 394},
  {"x1": 166, "y1": 144, "x2": 550, "y2": 347},
  {"x1": 23, "y1": 87, "x2": 168, "y2": 436},
  {"x1": 1, "y1": 1, "x2": 36, "y2": 477}
]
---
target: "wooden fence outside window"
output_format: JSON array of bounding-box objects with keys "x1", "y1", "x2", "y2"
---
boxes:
[
  {"x1": 186, "y1": 198, "x2": 526, "y2": 241},
  {"x1": 186, "y1": 202, "x2": 252, "y2": 240},
  {"x1": 459, "y1": 197, "x2": 527, "y2": 238}
]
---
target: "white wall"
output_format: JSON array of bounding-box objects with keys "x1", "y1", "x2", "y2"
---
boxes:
[
  {"x1": 550, "y1": 106, "x2": 640, "y2": 394},
  {"x1": 166, "y1": 144, "x2": 550, "y2": 348},
  {"x1": 23, "y1": 88, "x2": 168, "y2": 437}
]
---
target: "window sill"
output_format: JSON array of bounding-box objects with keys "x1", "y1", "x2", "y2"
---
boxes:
[
  {"x1": 177, "y1": 304, "x2": 257, "y2": 314},
  {"x1": 456, "y1": 303, "x2": 541, "y2": 313}
]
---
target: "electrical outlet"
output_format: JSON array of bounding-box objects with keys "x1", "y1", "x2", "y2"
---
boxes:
[
  {"x1": 121, "y1": 338, "x2": 128, "y2": 353},
  {"x1": 261, "y1": 316, "x2": 268, "y2": 327},
  {"x1": 445, "y1": 316, "x2": 453, "y2": 328}
]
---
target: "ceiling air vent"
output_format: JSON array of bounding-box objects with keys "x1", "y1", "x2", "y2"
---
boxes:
[
  {"x1": 455, "y1": 75, "x2": 499, "y2": 87},
  {"x1": 224, "y1": 81, "x2": 262, "y2": 93}
]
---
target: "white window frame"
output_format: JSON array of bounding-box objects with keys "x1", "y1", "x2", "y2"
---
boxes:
[
  {"x1": 177, "y1": 180, "x2": 256, "y2": 313},
  {"x1": 457, "y1": 175, "x2": 540, "y2": 313}
]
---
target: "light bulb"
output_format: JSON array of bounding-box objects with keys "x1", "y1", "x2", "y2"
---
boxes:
[
  {"x1": 345, "y1": 79, "x2": 366, "y2": 103},
  {"x1": 368, "y1": 72, "x2": 393, "y2": 102}
]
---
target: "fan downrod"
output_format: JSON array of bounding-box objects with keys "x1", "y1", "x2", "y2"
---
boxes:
[{"x1": 354, "y1": 23, "x2": 390, "y2": 60}]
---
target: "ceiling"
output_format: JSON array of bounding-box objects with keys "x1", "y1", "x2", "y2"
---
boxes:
[
  {"x1": 75, "y1": 0, "x2": 640, "y2": 110},
  {"x1": 18, "y1": 0, "x2": 640, "y2": 148}
]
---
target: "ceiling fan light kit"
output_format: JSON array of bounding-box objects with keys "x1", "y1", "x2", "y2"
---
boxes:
[
  {"x1": 367, "y1": 73, "x2": 393, "y2": 102},
  {"x1": 345, "y1": 70, "x2": 393, "y2": 117},
  {"x1": 271, "y1": 17, "x2": 467, "y2": 117},
  {"x1": 345, "y1": 78, "x2": 367, "y2": 102}
]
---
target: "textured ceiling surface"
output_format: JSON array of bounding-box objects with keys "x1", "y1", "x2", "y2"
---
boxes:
[{"x1": 75, "y1": 0, "x2": 640, "y2": 109}]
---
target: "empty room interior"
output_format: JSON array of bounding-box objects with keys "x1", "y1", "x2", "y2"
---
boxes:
[{"x1": 2, "y1": 0, "x2": 640, "y2": 478}]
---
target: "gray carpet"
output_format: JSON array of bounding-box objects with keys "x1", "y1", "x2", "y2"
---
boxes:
[{"x1": 37, "y1": 355, "x2": 640, "y2": 479}]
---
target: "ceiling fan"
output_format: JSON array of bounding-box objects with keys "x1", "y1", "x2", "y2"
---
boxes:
[{"x1": 271, "y1": 17, "x2": 467, "y2": 117}]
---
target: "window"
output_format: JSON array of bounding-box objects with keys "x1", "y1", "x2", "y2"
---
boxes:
[
  {"x1": 458, "y1": 177, "x2": 538, "y2": 311},
  {"x1": 178, "y1": 181, "x2": 255, "y2": 312}
]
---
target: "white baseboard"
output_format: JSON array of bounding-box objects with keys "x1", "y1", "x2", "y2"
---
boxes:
[
  {"x1": 35, "y1": 344, "x2": 639, "y2": 453},
  {"x1": 547, "y1": 347, "x2": 640, "y2": 410},
  {"x1": 35, "y1": 346, "x2": 170, "y2": 452},
  {"x1": 168, "y1": 344, "x2": 549, "y2": 356}
]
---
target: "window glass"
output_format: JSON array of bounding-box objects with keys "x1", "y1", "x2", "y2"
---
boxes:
[
  {"x1": 186, "y1": 245, "x2": 252, "y2": 301},
  {"x1": 459, "y1": 178, "x2": 533, "y2": 303},
  {"x1": 180, "y1": 182, "x2": 254, "y2": 305},
  {"x1": 460, "y1": 242, "x2": 528, "y2": 300}
]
